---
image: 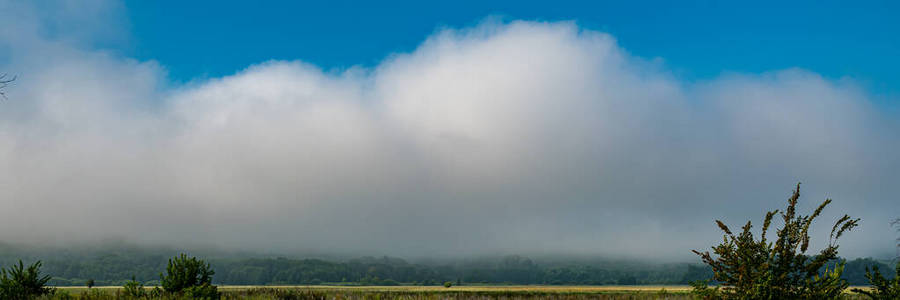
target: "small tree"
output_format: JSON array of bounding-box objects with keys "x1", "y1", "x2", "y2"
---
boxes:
[
  {"x1": 123, "y1": 276, "x2": 145, "y2": 298},
  {"x1": 443, "y1": 281, "x2": 453, "y2": 288},
  {"x1": 692, "y1": 183, "x2": 859, "y2": 299},
  {"x1": 160, "y1": 253, "x2": 218, "y2": 299},
  {"x1": 0, "y1": 260, "x2": 54, "y2": 299},
  {"x1": 85, "y1": 278, "x2": 94, "y2": 289}
]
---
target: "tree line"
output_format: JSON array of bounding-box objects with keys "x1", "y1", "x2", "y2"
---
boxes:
[{"x1": 0, "y1": 249, "x2": 890, "y2": 287}]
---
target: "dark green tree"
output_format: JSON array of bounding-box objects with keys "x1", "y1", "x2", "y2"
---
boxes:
[
  {"x1": 692, "y1": 183, "x2": 859, "y2": 299},
  {"x1": 0, "y1": 260, "x2": 54, "y2": 299},
  {"x1": 160, "y1": 253, "x2": 218, "y2": 299},
  {"x1": 85, "y1": 278, "x2": 94, "y2": 289}
]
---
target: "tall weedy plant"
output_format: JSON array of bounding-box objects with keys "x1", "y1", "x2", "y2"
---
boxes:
[
  {"x1": 0, "y1": 260, "x2": 54, "y2": 299},
  {"x1": 692, "y1": 183, "x2": 859, "y2": 299}
]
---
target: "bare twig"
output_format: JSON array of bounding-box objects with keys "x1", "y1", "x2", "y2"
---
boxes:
[
  {"x1": 892, "y1": 218, "x2": 900, "y2": 259},
  {"x1": 0, "y1": 73, "x2": 16, "y2": 100}
]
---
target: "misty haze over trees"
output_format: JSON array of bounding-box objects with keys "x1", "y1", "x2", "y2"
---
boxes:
[{"x1": 0, "y1": 242, "x2": 893, "y2": 287}]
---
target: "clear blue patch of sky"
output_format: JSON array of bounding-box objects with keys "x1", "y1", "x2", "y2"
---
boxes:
[{"x1": 122, "y1": 0, "x2": 899, "y2": 98}]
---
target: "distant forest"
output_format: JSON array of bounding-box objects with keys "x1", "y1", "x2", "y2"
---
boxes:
[{"x1": 0, "y1": 243, "x2": 892, "y2": 287}]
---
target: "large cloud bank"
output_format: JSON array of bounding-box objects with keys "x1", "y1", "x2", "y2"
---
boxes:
[{"x1": 0, "y1": 1, "x2": 897, "y2": 259}]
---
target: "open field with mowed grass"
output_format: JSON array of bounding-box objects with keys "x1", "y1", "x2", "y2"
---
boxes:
[{"x1": 51, "y1": 285, "x2": 873, "y2": 299}]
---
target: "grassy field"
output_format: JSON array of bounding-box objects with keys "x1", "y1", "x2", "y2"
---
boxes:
[
  {"x1": 50, "y1": 285, "x2": 872, "y2": 299},
  {"x1": 52, "y1": 285, "x2": 691, "y2": 299},
  {"x1": 222, "y1": 285, "x2": 694, "y2": 292}
]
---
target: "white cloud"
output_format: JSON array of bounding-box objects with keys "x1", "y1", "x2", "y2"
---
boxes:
[{"x1": 0, "y1": 4, "x2": 897, "y2": 259}]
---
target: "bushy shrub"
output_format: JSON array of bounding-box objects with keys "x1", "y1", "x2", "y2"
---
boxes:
[
  {"x1": 443, "y1": 281, "x2": 452, "y2": 288},
  {"x1": 852, "y1": 261, "x2": 900, "y2": 299},
  {"x1": 0, "y1": 260, "x2": 54, "y2": 299},
  {"x1": 692, "y1": 183, "x2": 859, "y2": 299},
  {"x1": 160, "y1": 253, "x2": 218, "y2": 299},
  {"x1": 690, "y1": 279, "x2": 720, "y2": 299},
  {"x1": 149, "y1": 287, "x2": 164, "y2": 298},
  {"x1": 122, "y1": 276, "x2": 145, "y2": 298}
]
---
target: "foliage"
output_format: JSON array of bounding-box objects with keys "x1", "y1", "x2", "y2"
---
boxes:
[
  {"x1": 444, "y1": 281, "x2": 452, "y2": 288},
  {"x1": 183, "y1": 283, "x2": 218, "y2": 299},
  {"x1": 0, "y1": 260, "x2": 54, "y2": 299},
  {"x1": 692, "y1": 183, "x2": 859, "y2": 299},
  {"x1": 122, "y1": 276, "x2": 145, "y2": 298},
  {"x1": 843, "y1": 258, "x2": 895, "y2": 285},
  {"x1": 160, "y1": 253, "x2": 218, "y2": 299},
  {"x1": 852, "y1": 261, "x2": 900, "y2": 299},
  {"x1": 690, "y1": 279, "x2": 720, "y2": 299},
  {"x1": 149, "y1": 287, "x2": 164, "y2": 298},
  {"x1": 84, "y1": 279, "x2": 93, "y2": 289}
]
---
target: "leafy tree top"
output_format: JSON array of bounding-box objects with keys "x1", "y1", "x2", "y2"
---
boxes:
[{"x1": 160, "y1": 253, "x2": 215, "y2": 293}]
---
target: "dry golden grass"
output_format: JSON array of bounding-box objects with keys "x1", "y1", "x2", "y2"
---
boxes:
[
  {"x1": 54, "y1": 285, "x2": 694, "y2": 299},
  {"x1": 227, "y1": 285, "x2": 690, "y2": 292},
  {"x1": 49, "y1": 285, "x2": 875, "y2": 299}
]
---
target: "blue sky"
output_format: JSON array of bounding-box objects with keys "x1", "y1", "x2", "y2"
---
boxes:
[{"x1": 123, "y1": 1, "x2": 900, "y2": 95}]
